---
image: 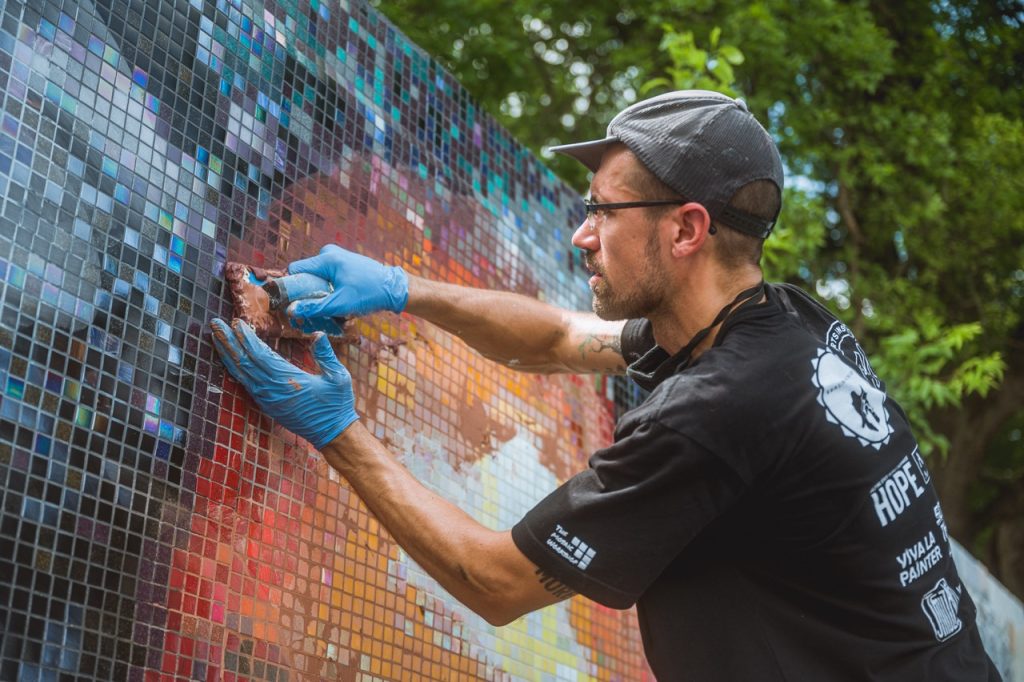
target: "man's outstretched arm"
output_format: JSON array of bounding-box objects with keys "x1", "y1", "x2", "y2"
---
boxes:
[
  {"x1": 287, "y1": 244, "x2": 627, "y2": 375},
  {"x1": 209, "y1": 318, "x2": 577, "y2": 625}
]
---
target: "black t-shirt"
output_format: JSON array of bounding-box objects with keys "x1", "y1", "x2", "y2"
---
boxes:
[{"x1": 511, "y1": 283, "x2": 1000, "y2": 681}]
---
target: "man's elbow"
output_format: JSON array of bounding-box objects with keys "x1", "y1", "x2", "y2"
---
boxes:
[
  {"x1": 474, "y1": 598, "x2": 531, "y2": 627},
  {"x1": 455, "y1": 566, "x2": 536, "y2": 626}
]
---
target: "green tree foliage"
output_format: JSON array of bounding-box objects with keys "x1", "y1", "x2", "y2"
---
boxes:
[
  {"x1": 640, "y1": 26, "x2": 746, "y2": 97},
  {"x1": 375, "y1": 0, "x2": 1024, "y2": 597},
  {"x1": 369, "y1": 0, "x2": 719, "y2": 187}
]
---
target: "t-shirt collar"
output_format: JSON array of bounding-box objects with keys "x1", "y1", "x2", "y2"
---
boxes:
[{"x1": 626, "y1": 282, "x2": 767, "y2": 392}]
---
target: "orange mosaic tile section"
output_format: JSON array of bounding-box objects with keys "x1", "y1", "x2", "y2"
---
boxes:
[{"x1": 157, "y1": 340, "x2": 645, "y2": 679}]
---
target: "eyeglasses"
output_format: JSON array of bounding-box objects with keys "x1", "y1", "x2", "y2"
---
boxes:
[{"x1": 582, "y1": 197, "x2": 687, "y2": 229}]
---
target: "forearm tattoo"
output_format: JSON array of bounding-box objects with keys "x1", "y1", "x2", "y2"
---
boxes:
[
  {"x1": 577, "y1": 333, "x2": 622, "y2": 361},
  {"x1": 535, "y1": 567, "x2": 577, "y2": 600}
]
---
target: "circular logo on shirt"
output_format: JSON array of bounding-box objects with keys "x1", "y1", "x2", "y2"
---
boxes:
[
  {"x1": 812, "y1": 348, "x2": 893, "y2": 450},
  {"x1": 825, "y1": 321, "x2": 881, "y2": 388}
]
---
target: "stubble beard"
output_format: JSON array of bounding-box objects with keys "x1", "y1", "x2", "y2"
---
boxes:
[{"x1": 587, "y1": 232, "x2": 667, "y2": 321}]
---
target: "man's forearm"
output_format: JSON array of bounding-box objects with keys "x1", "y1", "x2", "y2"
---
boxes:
[
  {"x1": 320, "y1": 422, "x2": 556, "y2": 625},
  {"x1": 405, "y1": 275, "x2": 626, "y2": 374},
  {"x1": 406, "y1": 275, "x2": 568, "y2": 370}
]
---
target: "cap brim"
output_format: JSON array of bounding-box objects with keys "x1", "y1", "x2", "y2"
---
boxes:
[{"x1": 548, "y1": 136, "x2": 618, "y2": 173}]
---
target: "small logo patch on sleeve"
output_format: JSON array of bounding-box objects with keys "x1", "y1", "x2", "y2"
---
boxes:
[
  {"x1": 545, "y1": 524, "x2": 597, "y2": 571},
  {"x1": 921, "y1": 578, "x2": 963, "y2": 641}
]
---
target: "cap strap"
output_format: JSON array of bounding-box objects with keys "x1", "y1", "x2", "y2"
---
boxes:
[{"x1": 718, "y1": 204, "x2": 775, "y2": 239}]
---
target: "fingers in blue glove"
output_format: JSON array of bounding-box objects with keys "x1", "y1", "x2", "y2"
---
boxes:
[
  {"x1": 289, "y1": 295, "x2": 330, "y2": 321},
  {"x1": 287, "y1": 243, "x2": 340, "y2": 279},
  {"x1": 285, "y1": 305, "x2": 345, "y2": 336},
  {"x1": 210, "y1": 317, "x2": 247, "y2": 381},
  {"x1": 210, "y1": 318, "x2": 288, "y2": 389},
  {"x1": 233, "y1": 316, "x2": 276, "y2": 368},
  {"x1": 286, "y1": 243, "x2": 409, "y2": 318},
  {"x1": 311, "y1": 331, "x2": 348, "y2": 381},
  {"x1": 209, "y1": 319, "x2": 359, "y2": 449}
]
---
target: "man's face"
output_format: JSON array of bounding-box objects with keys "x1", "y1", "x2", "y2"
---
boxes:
[{"x1": 571, "y1": 146, "x2": 671, "y2": 321}]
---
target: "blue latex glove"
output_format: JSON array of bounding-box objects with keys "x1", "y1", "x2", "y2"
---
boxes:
[
  {"x1": 209, "y1": 318, "x2": 358, "y2": 449},
  {"x1": 288, "y1": 244, "x2": 409, "y2": 319}
]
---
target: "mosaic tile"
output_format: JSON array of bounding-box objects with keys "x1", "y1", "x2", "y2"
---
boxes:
[{"x1": 0, "y1": 0, "x2": 652, "y2": 679}]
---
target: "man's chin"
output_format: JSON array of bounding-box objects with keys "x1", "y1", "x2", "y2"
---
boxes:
[{"x1": 591, "y1": 297, "x2": 628, "y2": 322}]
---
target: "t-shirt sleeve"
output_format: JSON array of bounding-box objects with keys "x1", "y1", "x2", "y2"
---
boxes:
[{"x1": 511, "y1": 417, "x2": 747, "y2": 608}]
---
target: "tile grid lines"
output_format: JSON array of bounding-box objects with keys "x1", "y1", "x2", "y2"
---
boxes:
[{"x1": 0, "y1": 0, "x2": 650, "y2": 680}]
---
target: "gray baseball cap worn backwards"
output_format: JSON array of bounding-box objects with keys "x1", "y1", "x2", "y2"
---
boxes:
[{"x1": 550, "y1": 90, "x2": 785, "y2": 239}]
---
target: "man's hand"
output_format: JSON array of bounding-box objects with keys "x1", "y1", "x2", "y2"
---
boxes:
[
  {"x1": 287, "y1": 244, "x2": 409, "y2": 319},
  {"x1": 209, "y1": 318, "x2": 358, "y2": 449}
]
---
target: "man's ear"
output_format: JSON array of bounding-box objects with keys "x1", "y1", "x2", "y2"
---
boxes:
[{"x1": 667, "y1": 202, "x2": 712, "y2": 258}]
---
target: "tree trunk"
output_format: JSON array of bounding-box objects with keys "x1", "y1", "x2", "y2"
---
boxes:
[
  {"x1": 994, "y1": 511, "x2": 1024, "y2": 598},
  {"x1": 930, "y1": 399, "x2": 988, "y2": 540},
  {"x1": 929, "y1": 364, "x2": 1024, "y2": 598}
]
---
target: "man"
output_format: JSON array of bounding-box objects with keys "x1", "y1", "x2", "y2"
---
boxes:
[{"x1": 211, "y1": 90, "x2": 1000, "y2": 680}]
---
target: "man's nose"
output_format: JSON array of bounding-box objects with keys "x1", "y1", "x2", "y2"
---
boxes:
[{"x1": 571, "y1": 218, "x2": 598, "y2": 250}]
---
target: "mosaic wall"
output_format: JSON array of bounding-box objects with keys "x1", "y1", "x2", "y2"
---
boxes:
[
  {"x1": 0, "y1": 0, "x2": 651, "y2": 678},
  {"x1": 950, "y1": 541, "x2": 1024, "y2": 681},
  {"x1": 0, "y1": 0, "x2": 1019, "y2": 680}
]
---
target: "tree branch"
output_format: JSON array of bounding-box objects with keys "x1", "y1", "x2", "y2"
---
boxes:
[{"x1": 835, "y1": 172, "x2": 864, "y2": 333}]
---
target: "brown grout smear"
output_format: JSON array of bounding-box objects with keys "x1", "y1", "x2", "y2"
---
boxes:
[{"x1": 223, "y1": 262, "x2": 356, "y2": 341}]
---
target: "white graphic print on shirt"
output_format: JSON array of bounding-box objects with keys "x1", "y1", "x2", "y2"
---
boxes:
[
  {"x1": 921, "y1": 578, "x2": 963, "y2": 641},
  {"x1": 812, "y1": 347, "x2": 894, "y2": 450}
]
